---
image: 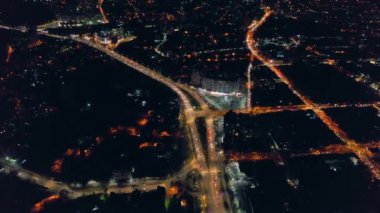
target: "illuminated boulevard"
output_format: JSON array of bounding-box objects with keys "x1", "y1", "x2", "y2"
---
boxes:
[{"x1": 246, "y1": 9, "x2": 380, "y2": 181}]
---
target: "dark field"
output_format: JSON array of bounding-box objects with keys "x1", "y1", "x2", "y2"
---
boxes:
[
  {"x1": 239, "y1": 154, "x2": 380, "y2": 213},
  {"x1": 326, "y1": 107, "x2": 380, "y2": 143},
  {"x1": 224, "y1": 111, "x2": 342, "y2": 153}
]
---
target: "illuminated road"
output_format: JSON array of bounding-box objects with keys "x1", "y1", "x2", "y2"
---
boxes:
[
  {"x1": 0, "y1": 25, "x2": 227, "y2": 212},
  {"x1": 247, "y1": 9, "x2": 380, "y2": 180},
  {"x1": 226, "y1": 142, "x2": 380, "y2": 162},
  {"x1": 0, "y1": 24, "x2": 28, "y2": 32},
  {"x1": 175, "y1": 83, "x2": 210, "y2": 111},
  {"x1": 176, "y1": 83, "x2": 231, "y2": 211},
  {"x1": 192, "y1": 101, "x2": 380, "y2": 118},
  {"x1": 97, "y1": 0, "x2": 109, "y2": 23},
  {"x1": 0, "y1": 157, "x2": 197, "y2": 199},
  {"x1": 154, "y1": 33, "x2": 168, "y2": 57},
  {"x1": 53, "y1": 34, "x2": 226, "y2": 212},
  {"x1": 107, "y1": 36, "x2": 137, "y2": 49}
]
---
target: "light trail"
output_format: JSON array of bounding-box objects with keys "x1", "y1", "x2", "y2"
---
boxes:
[
  {"x1": 0, "y1": 25, "x2": 28, "y2": 32},
  {"x1": 193, "y1": 101, "x2": 380, "y2": 119},
  {"x1": 237, "y1": 102, "x2": 380, "y2": 115},
  {"x1": 178, "y1": 85, "x2": 230, "y2": 211},
  {"x1": 97, "y1": 0, "x2": 109, "y2": 23},
  {"x1": 205, "y1": 117, "x2": 224, "y2": 210},
  {"x1": 247, "y1": 10, "x2": 380, "y2": 180},
  {"x1": 374, "y1": 104, "x2": 380, "y2": 111},
  {"x1": 226, "y1": 142, "x2": 380, "y2": 162},
  {"x1": 107, "y1": 36, "x2": 137, "y2": 50},
  {"x1": 1, "y1": 155, "x2": 193, "y2": 201},
  {"x1": 31, "y1": 194, "x2": 61, "y2": 213},
  {"x1": 226, "y1": 151, "x2": 282, "y2": 162}
]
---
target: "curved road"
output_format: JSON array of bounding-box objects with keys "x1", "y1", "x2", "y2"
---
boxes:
[
  {"x1": 1, "y1": 24, "x2": 229, "y2": 212},
  {"x1": 41, "y1": 32, "x2": 227, "y2": 212}
]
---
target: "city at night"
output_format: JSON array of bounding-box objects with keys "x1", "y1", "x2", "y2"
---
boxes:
[{"x1": 0, "y1": 0, "x2": 379, "y2": 213}]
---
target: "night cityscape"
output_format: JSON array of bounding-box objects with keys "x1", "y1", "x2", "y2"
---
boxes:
[{"x1": 0, "y1": 0, "x2": 379, "y2": 213}]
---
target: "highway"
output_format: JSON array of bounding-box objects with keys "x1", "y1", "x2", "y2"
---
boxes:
[
  {"x1": 0, "y1": 24, "x2": 228, "y2": 212},
  {"x1": 176, "y1": 83, "x2": 232, "y2": 211},
  {"x1": 39, "y1": 32, "x2": 227, "y2": 212}
]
